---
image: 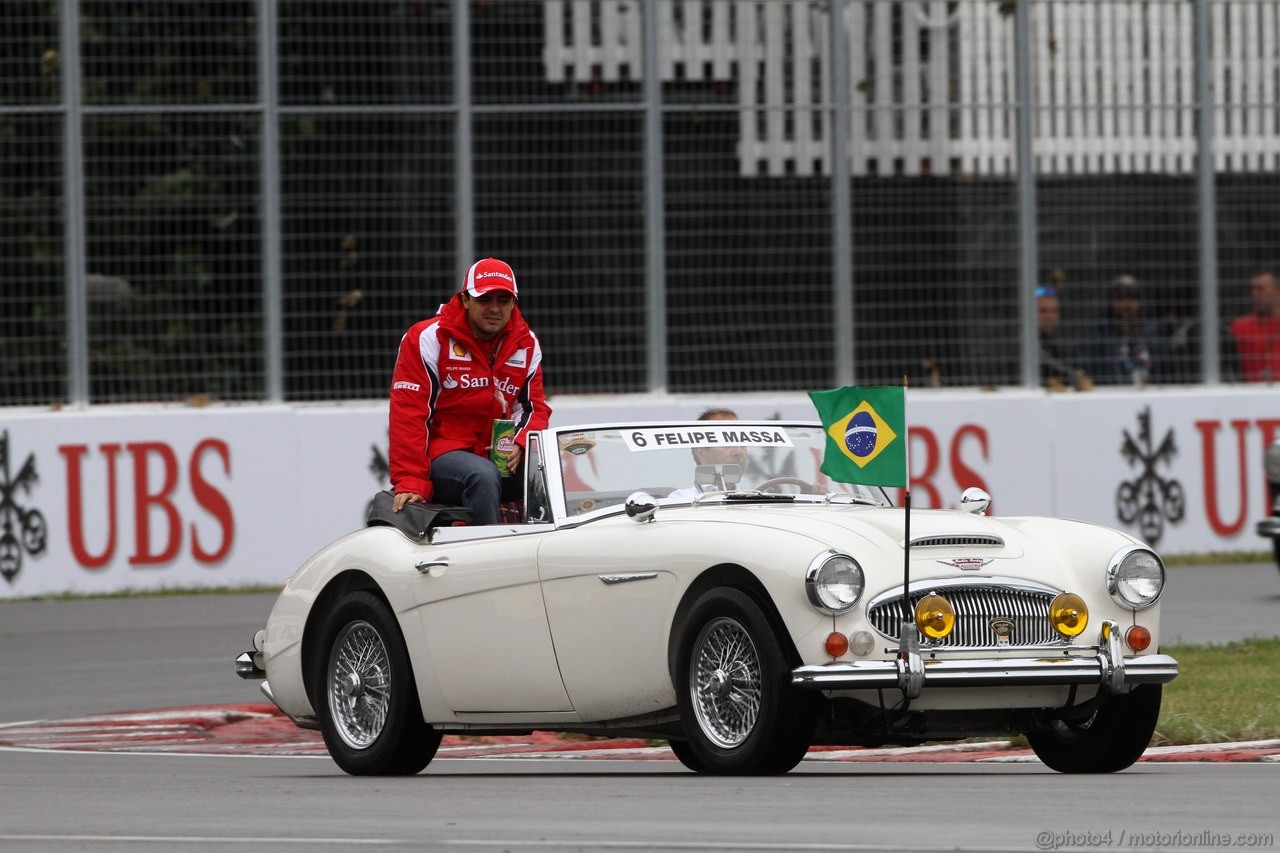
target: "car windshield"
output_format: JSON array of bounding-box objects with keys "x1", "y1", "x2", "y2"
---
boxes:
[{"x1": 554, "y1": 423, "x2": 891, "y2": 517}]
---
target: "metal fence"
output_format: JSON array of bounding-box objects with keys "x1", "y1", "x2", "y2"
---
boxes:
[{"x1": 2, "y1": 0, "x2": 1278, "y2": 407}]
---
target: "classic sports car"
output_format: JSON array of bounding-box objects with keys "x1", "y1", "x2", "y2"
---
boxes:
[
  {"x1": 236, "y1": 421, "x2": 1178, "y2": 776},
  {"x1": 1260, "y1": 436, "x2": 1280, "y2": 572}
]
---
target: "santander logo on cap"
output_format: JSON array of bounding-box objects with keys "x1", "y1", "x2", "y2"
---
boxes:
[{"x1": 465, "y1": 258, "x2": 519, "y2": 298}]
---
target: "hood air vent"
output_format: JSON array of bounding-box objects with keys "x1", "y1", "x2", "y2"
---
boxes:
[{"x1": 908, "y1": 534, "x2": 1005, "y2": 548}]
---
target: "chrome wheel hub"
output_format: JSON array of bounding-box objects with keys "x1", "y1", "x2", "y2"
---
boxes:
[
  {"x1": 341, "y1": 671, "x2": 364, "y2": 698},
  {"x1": 328, "y1": 620, "x2": 391, "y2": 750},
  {"x1": 689, "y1": 616, "x2": 762, "y2": 749},
  {"x1": 708, "y1": 669, "x2": 731, "y2": 700}
]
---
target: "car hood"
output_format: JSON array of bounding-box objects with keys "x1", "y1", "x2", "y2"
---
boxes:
[{"x1": 654, "y1": 502, "x2": 1140, "y2": 589}]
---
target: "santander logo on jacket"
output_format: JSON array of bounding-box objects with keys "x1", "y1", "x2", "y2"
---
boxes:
[{"x1": 388, "y1": 294, "x2": 551, "y2": 501}]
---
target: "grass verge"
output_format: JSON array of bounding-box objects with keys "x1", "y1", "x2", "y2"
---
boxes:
[
  {"x1": 1162, "y1": 550, "x2": 1272, "y2": 566},
  {"x1": 2, "y1": 584, "x2": 281, "y2": 603},
  {"x1": 1153, "y1": 636, "x2": 1280, "y2": 745}
]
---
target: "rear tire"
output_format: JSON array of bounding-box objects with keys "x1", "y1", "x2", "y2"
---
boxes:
[
  {"x1": 674, "y1": 587, "x2": 814, "y2": 775},
  {"x1": 316, "y1": 591, "x2": 441, "y2": 775},
  {"x1": 666, "y1": 738, "x2": 705, "y2": 772},
  {"x1": 1026, "y1": 684, "x2": 1162, "y2": 773}
]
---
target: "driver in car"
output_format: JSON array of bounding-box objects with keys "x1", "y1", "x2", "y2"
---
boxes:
[{"x1": 667, "y1": 408, "x2": 749, "y2": 500}]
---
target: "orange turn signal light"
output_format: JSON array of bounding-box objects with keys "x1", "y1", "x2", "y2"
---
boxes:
[
  {"x1": 825, "y1": 631, "x2": 849, "y2": 657},
  {"x1": 1126, "y1": 625, "x2": 1152, "y2": 652}
]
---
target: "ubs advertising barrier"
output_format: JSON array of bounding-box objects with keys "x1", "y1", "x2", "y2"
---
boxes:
[{"x1": 1, "y1": 387, "x2": 1275, "y2": 598}]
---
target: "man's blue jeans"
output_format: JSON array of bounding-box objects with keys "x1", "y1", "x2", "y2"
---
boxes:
[{"x1": 430, "y1": 450, "x2": 523, "y2": 525}]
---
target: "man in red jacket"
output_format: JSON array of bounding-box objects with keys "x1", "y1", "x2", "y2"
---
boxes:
[
  {"x1": 388, "y1": 258, "x2": 552, "y2": 524},
  {"x1": 1229, "y1": 269, "x2": 1280, "y2": 383}
]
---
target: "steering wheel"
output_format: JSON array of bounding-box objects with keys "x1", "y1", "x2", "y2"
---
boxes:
[{"x1": 755, "y1": 476, "x2": 820, "y2": 494}]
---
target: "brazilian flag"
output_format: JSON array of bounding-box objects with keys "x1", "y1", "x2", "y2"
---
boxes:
[{"x1": 808, "y1": 386, "x2": 907, "y2": 487}]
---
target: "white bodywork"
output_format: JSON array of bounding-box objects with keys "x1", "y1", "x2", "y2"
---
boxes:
[{"x1": 258, "y1": 421, "x2": 1169, "y2": 733}]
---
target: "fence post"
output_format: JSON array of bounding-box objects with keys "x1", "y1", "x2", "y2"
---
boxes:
[
  {"x1": 643, "y1": 0, "x2": 667, "y2": 393},
  {"x1": 60, "y1": 0, "x2": 88, "y2": 407},
  {"x1": 830, "y1": 0, "x2": 855, "y2": 386},
  {"x1": 1194, "y1": 0, "x2": 1220, "y2": 383},
  {"x1": 258, "y1": 0, "x2": 283, "y2": 403},
  {"x1": 454, "y1": 0, "x2": 474, "y2": 282},
  {"x1": 1015, "y1": 0, "x2": 1040, "y2": 388}
]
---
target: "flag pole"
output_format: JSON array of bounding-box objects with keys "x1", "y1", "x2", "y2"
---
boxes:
[
  {"x1": 902, "y1": 374, "x2": 911, "y2": 609},
  {"x1": 898, "y1": 375, "x2": 920, "y2": 700}
]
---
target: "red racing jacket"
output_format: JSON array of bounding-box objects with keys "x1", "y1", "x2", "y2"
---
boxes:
[
  {"x1": 388, "y1": 294, "x2": 551, "y2": 500},
  {"x1": 1229, "y1": 312, "x2": 1280, "y2": 383}
]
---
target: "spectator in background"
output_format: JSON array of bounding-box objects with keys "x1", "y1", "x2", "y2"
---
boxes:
[
  {"x1": 1229, "y1": 269, "x2": 1280, "y2": 383},
  {"x1": 1036, "y1": 284, "x2": 1089, "y2": 390},
  {"x1": 1078, "y1": 274, "x2": 1164, "y2": 386}
]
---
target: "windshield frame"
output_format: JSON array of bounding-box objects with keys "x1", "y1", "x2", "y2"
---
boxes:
[{"x1": 540, "y1": 420, "x2": 894, "y2": 527}]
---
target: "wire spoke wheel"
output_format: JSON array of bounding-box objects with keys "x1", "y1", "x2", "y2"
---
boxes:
[
  {"x1": 690, "y1": 616, "x2": 763, "y2": 748},
  {"x1": 327, "y1": 620, "x2": 393, "y2": 750},
  {"x1": 676, "y1": 587, "x2": 814, "y2": 775}
]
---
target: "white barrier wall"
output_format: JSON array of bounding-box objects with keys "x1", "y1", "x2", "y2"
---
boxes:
[{"x1": 1, "y1": 387, "x2": 1275, "y2": 598}]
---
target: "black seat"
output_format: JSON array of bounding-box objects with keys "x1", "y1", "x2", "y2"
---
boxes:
[{"x1": 365, "y1": 490, "x2": 474, "y2": 543}]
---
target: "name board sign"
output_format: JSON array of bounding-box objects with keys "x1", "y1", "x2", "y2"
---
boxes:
[{"x1": 621, "y1": 426, "x2": 794, "y2": 452}]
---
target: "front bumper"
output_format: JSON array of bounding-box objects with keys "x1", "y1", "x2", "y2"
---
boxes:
[
  {"x1": 1257, "y1": 517, "x2": 1280, "y2": 540},
  {"x1": 792, "y1": 620, "x2": 1178, "y2": 698}
]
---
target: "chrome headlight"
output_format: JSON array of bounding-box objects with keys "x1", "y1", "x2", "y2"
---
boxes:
[
  {"x1": 1265, "y1": 440, "x2": 1280, "y2": 484},
  {"x1": 805, "y1": 551, "x2": 865, "y2": 615},
  {"x1": 1107, "y1": 546, "x2": 1165, "y2": 610}
]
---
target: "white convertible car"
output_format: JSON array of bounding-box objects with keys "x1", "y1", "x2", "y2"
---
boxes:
[{"x1": 237, "y1": 421, "x2": 1178, "y2": 776}]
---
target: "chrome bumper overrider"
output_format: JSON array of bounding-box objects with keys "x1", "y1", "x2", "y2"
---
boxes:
[
  {"x1": 234, "y1": 630, "x2": 268, "y2": 680},
  {"x1": 235, "y1": 651, "x2": 265, "y2": 680},
  {"x1": 233, "y1": 639, "x2": 321, "y2": 731},
  {"x1": 792, "y1": 620, "x2": 1178, "y2": 699}
]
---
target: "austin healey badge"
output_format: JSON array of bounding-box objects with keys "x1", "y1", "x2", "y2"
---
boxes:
[{"x1": 937, "y1": 557, "x2": 992, "y2": 571}]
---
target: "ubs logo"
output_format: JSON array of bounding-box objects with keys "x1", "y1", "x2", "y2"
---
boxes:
[
  {"x1": 0, "y1": 431, "x2": 48, "y2": 583},
  {"x1": 1117, "y1": 408, "x2": 1184, "y2": 546}
]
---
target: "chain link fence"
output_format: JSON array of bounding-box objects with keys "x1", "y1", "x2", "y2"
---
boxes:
[{"x1": 2, "y1": 0, "x2": 1278, "y2": 407}]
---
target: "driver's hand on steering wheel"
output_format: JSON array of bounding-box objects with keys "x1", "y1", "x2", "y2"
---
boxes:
[{"x1": 393, "y1": 491, "x2": 426, "y2": 512}]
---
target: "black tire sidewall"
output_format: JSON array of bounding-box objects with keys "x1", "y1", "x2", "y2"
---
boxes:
[
  {"x1": 666, "y1": 738, "x2": 706, "y2": 772},
  {"x1": 316, "y1": 590, "x2": 439, "y2": 775},
  {"x1": 1027, "y1": 683, "x2": 1162, "y2": 773},
  {"x1": 674, "y1": 587, "x2": 803, "y2": 775}
]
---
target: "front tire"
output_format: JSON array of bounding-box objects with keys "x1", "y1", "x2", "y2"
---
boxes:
[
  {"x1": 316, "y1": 591, "x2": 441, "y2": 775},
  {"x1": 674, "y1": 587, "x2": 814, "y2": 775},
  {"x1": 1026, "y1": 684, "x2": 1162, "y2": 773}
]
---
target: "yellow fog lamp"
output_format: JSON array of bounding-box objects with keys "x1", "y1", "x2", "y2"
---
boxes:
[
  {"x1": 1050, "y1": 592, "x2": 1089, "y2": 638},
  {"x1": 914, "y1": 593, "x2": 955, "y2": 640}
]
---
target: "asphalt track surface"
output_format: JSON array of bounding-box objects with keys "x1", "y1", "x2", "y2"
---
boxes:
[{"x1": 1, "y1": 562, "x2": 1278, "y2": 852}]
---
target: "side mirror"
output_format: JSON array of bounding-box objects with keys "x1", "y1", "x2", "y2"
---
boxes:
[
  {"x1": 960, "y1": 487, "x2": 991, "y2": 516},
  {"x1": 625, "y1": 491, "x2": 658, "y2": 523}
]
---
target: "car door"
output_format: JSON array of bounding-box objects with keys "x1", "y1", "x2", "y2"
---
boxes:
[
  {"x1": 410, "y1": 531, "x2": 572, "y2": 713},
  {"x1": 537, "y1": 520, "x2": 683, "y2": 721}
]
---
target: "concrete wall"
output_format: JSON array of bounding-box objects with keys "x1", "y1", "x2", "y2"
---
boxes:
[{"x1": 2, "y1": 386, "x2": 1274, "y2": 598}]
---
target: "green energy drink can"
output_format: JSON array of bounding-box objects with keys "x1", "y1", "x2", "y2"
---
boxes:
[{"x1": 491, "y1": 419, "x2": 517, "y2": 476}]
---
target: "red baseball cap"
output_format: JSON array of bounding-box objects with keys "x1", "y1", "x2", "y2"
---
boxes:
[{"x1": 464, "y1": 257, "x2": 518, "y2": 298}]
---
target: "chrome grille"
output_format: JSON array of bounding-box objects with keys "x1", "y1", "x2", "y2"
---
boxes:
[{"x1": 868, "y1": 584, "x2": 1058, "y2": 647}]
